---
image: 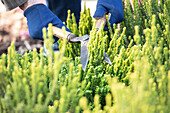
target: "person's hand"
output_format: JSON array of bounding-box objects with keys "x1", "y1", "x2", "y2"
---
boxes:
[
  {"x1": 94, "y1": 0, "x2": 124, "y2": 30},
  {"x1": 23, "y1": 4, "x2": 70, "y2": 42}
]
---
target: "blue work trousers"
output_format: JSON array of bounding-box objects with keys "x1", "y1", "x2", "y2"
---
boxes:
[{"x1": 46, "y1": 0, "x2": 81, "y2": 24}]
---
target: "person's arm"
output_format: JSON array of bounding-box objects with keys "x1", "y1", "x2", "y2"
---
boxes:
[
  {"x1": 94, "y1": 0, "x2": 124, "y2": 30},
  {"x1": 19, "y1": 0, "x2": 42, "y2": 11},
  {"x1": 21, "y1": 0, "x2": 70, "y2": 41},
  {"x1": 0, "y1": 0, "x2": 28, "y2": 11},
  {"x1": 1, "y1": 0, "x2": 70, "y2": 41},
  {"x1": 0, "y1": 0, "x2": 42, "y2": 11}
]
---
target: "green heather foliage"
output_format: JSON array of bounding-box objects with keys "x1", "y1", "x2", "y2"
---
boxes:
[{"x1": 0, "y1": 0, "x2": 169, "y2": 113}]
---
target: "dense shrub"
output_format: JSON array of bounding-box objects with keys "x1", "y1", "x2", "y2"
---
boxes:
[{"x1": 0, "y1": 0, "x2": 169, "y2": 113}]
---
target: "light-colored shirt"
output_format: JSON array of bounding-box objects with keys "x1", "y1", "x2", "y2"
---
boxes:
[{"x1": 0, "y1": 0, "x2": 28, "y2": 11}]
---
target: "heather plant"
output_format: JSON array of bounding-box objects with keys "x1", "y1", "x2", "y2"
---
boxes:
[
  {"x1": 0, "y1": 0, "x2": 169, "y2": 113},
  {"x1": 79, "y1": 57, "x2": 169, "y2": 113}
]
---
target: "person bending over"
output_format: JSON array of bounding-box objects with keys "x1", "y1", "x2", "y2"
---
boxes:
[{"x1": 1, "y1": 0, "x2": 124, "y2": 52}]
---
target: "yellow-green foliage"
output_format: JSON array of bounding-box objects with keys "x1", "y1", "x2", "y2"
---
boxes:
[{"x1": 0, "y1": 0, "x2": 169, "y2": 113}]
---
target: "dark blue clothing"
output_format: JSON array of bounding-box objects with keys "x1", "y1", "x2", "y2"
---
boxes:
[
  {"x1": 46, "y1": 0, "x2": 123, "y2": 28},
  {"x1": 94, "y1": 0, "x2": 124, "y2": 30},
  {"x1": 24, "y1": 4, "x2": 70, "y2": 41},
  {"x1": 46, "y1": 0, "x2": 81, "y2": 24},
  {"x1": 24, "y1": 0, "x2": 124, "y2": 40}
]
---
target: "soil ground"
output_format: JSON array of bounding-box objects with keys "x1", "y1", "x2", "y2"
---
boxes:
[
  {"x1": 0, "y1": 9, "x2": 43, "y2": 55},
  {"x1": 0, "y1": 1, "x2": 46, "y2": 55}
]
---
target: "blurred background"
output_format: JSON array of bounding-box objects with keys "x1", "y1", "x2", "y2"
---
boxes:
[{"x1": 0, "y1": 0, "x2": 97, "y2": 55}]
